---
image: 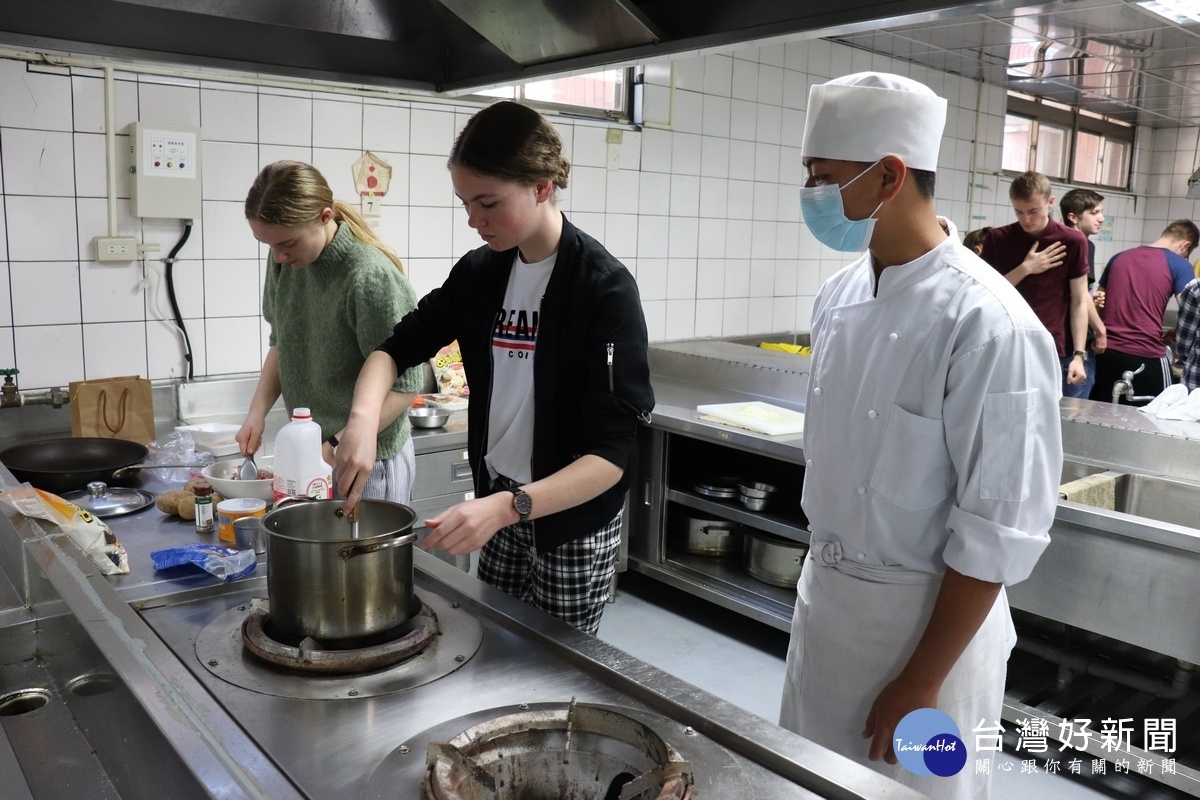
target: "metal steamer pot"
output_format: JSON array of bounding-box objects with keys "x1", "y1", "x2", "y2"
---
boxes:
[
  {"x1": 743, "y1": 529, "x2": 808, "y2": 588},
  {"x1": 668, "y1": 512, "x2": 743, "y2": 557},
  {"x1": 260, "y1": 499, "x2": 419, "y2": 641}
]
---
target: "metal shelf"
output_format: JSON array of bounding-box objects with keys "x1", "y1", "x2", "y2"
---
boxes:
[
  {"x1": 666, "y1": 490, "x2": 810, "y2": 544},
  {"x1": 627, "y1": 549, "x2": 796, "y2": 632}
]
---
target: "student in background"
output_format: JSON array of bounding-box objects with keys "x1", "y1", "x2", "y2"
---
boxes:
[
  {"x1": 1176, "y1": 275, "x2": 1200, "y2": 391},
  {"x1": 1059, "y1": 189, "x2": 1104, "y2": 285},
  {"x1": 962, "y1": 226, "x2": 990, "y2": 255},
  {"x1": 238, "y1": 161, "x2": 423, "y2": 503},
  {"x1": 980, "y1": 172, "x2": 1091, "y2": 398},
  {"x1": 1059, "y1": 188, "x2": 1108, "y2": 397},
  {"x1": 1090, "y1": 220, "x2": 1198, "y2": 404}
]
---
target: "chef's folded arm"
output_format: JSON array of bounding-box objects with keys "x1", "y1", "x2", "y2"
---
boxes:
[{"x1": 941, "y1": 325, "x2": 1063, "y2": 586}]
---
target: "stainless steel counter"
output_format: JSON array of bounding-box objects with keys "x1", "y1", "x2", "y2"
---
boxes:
[{"x1": 0, "y1": 455, "x2": 921, "y2": 800}]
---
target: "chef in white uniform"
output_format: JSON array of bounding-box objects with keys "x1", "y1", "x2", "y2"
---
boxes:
[{"x1": 779, "y1": 72, "x2": 1062, "y2": 799}]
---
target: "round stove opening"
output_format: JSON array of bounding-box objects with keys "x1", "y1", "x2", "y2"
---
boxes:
[
  {"x1": 0, "y1": 688, "x2": 50, "y2": 716},
  {"x1": 242, "y1": 597, "x2": 439, "y2": 675},
  {"x1": 422, "y1": 700, "x2": 694, "y2": 800}
]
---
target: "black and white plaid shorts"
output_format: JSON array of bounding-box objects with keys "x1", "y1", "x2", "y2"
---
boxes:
[{"x1": 478, "y1": 475, "x2": 622, "y2": 635}]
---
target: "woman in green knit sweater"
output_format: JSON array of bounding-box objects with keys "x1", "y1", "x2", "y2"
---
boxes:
[{"x1": 237, "y1": 161, "x2": 424, "y2": 503}]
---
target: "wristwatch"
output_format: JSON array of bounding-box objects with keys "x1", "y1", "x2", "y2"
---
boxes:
[
  {"x1": 509, "y1": 487, "x2": 532, "y2": 523},
  {"x1": 1072, "y1": 350, "x2": 1087, "y2": 359}
]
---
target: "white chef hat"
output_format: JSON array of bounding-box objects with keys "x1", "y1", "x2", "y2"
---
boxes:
[{"x1": 802, "y1": 72, "x2": 947, "y2": 172}]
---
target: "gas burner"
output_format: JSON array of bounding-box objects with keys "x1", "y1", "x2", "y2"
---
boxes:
[
  {"x1": 242, "y1": 598, "x2": 438, "y2": 674},
  {"x1": 194, "y1": 590, "x2": 483, "y2": 700},
  {"x1": 424, "y1": 700, "x2": 693, "y2": 799},
  {"x1": 365, "y1": 702, "x2": 745, "y2": 800}
]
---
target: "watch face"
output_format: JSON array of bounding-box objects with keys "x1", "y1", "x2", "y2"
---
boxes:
[{"x1": 513, "y1": 490, "x2": 533, "y2": 515}]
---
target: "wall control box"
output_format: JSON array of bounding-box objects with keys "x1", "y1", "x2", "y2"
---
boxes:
[{"x1": 128, "y1": 122, "x2": 203, "y2": 219}]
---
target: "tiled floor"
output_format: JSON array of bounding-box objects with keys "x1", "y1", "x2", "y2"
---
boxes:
[{"x1": 597, "y1": 571, "x2": 1119, "y2": 800}]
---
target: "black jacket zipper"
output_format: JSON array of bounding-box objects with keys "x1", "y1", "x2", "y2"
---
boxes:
[{"x1": 607, "y1": 342, "x2": 614, "y2": 394}]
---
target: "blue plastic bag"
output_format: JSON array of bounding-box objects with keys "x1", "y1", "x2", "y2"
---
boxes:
[{"x1": 150, "y1": 543, "x2": 256, "y2": 582}]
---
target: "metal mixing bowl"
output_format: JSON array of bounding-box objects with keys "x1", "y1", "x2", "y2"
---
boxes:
[{"x1": 408, "y1": 407, "x2": 450, "y2": 429}]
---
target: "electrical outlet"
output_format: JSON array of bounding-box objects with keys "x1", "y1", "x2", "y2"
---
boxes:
[{"x1": 94, "y1": 236, "x2": 140, "y2": 263}]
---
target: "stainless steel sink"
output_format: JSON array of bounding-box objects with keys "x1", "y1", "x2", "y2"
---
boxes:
[
  {"x1": 1060, "y1": 460, "x2": 1199, "y2": 530},
  {"x1": 0, "y1": 612, "x2": 210, "y2": 800},
  {"x1": 1112, "y1": 473, "x2": 1200, "y2": 529}
]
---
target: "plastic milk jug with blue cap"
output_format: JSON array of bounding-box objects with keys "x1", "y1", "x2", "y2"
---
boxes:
[{"x1": 272, "y1": 408, "x2": 333, "y2": 501}]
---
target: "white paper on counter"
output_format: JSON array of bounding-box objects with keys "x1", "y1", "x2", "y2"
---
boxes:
[{"x1": 696, "y1": 401, "x2": 805, "y2": 436}]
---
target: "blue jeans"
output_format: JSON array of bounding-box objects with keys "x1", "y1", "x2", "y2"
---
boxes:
[{"x1": 1061, "y1": 353, "x2": 1095, "y2": 399}]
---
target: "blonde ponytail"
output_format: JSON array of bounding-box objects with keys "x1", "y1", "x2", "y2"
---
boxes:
[
  {"x1": 333, "y1": 199, "x2": 406, "y2": 276},
  {"x1": 247, "y1": 161, "x2": 406, "y2": 276}
]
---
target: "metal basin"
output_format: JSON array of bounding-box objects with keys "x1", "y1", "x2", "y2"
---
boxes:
[
  {"x1": 1060, "y1": 461, "x2": 1200, "y2": 531},
  {"x1": 1112, "y1": 474, "x2": 1200, "y2": 530}
]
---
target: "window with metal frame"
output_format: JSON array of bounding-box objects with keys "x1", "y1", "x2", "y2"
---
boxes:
[
  {"x1": 1002, "y1": 93, "x2": 1134, "y2": 190},
  {"x1": 475, "y1": 68, "x2": 631, "y2": 120}
]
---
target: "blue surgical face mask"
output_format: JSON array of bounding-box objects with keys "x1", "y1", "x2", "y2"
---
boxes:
[{"x1": 799, "y1": 160, "x2": 883, "y2": 253}]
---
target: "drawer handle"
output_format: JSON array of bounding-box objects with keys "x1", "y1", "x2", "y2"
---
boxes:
[{"x1": 451, "y1": 463, "x2": 473, "y2": 481}]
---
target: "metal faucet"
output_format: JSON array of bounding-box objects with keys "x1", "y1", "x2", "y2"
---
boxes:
[
  {"x1": 0, "y1": 368, "x2": 69, "y2": 410},
  {"x1": 1111, "y1": 364, "x2": 1157, "y2": 405}
]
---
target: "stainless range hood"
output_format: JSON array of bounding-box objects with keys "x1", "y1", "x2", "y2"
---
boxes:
[{"x1": 0, "y1": 0, "x2": 1020, "y2": 93}]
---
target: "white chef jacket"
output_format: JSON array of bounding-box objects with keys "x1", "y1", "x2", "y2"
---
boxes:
[{"x1": 802, "y1": 219, "x2": 1061, "y2": 585}]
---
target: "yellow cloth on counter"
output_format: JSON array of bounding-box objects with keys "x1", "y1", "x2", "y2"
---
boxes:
[
  {"x1": 1059, "y1": 474, "x2": 1116, "y2": 511},
  {"x1": 759, "y1": 342, "x2": 812, "y2": 355}
]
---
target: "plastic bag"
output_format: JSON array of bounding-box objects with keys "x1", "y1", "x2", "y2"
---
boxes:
[
  {"x1": 145, "y1": 431, "x2": 215, "y2": 486},
  {"x1": 430, "y1": 341, "x2": 468, "y2": 396},
  {"x1": 0, "y1": 485, "x2": 130, "y2": 575},
  {"x1": 150, "y1": 543, "x2": 256, "y2": 582}
]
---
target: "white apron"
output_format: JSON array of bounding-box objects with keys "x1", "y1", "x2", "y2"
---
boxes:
[{"x1": 779, "y1": 542, "x2": 1014, "y2": 800}]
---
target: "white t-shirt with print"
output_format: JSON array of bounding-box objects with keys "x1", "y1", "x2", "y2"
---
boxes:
[{"x1": 484, "y1": 251, "x2": 556, "y2": 484}]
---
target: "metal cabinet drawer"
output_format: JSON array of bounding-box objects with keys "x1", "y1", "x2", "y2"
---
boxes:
[{"x1": 412, "y1": 448, "x2": 473, "y2": 501}]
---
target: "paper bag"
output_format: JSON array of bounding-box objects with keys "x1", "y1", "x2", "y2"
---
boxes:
[{"x1": 69, "y1": 375, "x2": 156, "y2": 444}]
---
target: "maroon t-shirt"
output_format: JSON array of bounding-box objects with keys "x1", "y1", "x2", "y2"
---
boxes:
[{"x1": 980, "y1": 219, "x2": 1090, "y2": 357}]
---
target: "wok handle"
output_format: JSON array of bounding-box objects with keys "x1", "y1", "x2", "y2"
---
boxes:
[
  {"x1": 110, "y1": 464, "x2": 211, "y2": 479},
  {"x1": 338, "y1": 531, "x2": 418, "y2": 559}
]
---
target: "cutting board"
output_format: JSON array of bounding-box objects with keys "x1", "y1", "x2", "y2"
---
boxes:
[{"x1": 696, "y1": 402, "x2": 805, "y2": 436}]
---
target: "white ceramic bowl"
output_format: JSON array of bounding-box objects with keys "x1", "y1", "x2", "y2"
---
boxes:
[{"x1": 201, "y1": 456, "x2": 274, "y2": 502}]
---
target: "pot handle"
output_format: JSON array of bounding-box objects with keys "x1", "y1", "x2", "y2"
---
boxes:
[{"x1": 338, "y1": 531, "x2": 419, "y2": 559}]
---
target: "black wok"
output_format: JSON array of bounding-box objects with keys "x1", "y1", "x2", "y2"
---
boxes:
[{"x1": 0, "y1": 437, "x2": 150, "y2": 494}]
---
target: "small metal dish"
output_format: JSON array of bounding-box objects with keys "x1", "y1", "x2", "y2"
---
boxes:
[
  {"x1": 740, "y1": 495, "x2": 769, "y2": 512},
  {"x1": 737, "y1": 481, "x2": 776, "y2": 499},
  {"x1": 408, "y1": 407, "x2": 450, "y2": 429},
  {"x1": 694, "y1": 477, "x2": 741, "y2": 500}
]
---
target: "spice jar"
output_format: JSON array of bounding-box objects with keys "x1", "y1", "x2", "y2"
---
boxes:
[{"x1": 193, "y1": 481, "x2": 214, "y2": 534}]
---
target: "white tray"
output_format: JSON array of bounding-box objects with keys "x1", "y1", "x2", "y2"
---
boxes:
[{"x1": 696, "y1": 401, "x2": 805, "y2": 436}]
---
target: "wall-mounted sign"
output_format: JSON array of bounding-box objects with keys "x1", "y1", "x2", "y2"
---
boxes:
[{"x1": 352, "y1": 151, "x2": 393, "y2": 219}]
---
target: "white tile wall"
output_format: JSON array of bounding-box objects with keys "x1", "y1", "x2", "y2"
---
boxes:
[
  {"x1": 10, "y1": 261, "x2": 80, "y2": 325},
  {"x1": 2, "y1": 128, "x2": 76, "y2": 195},
  {"x1": 83, "y1": 321, "x2": 148, "y2": 379},
  {"x1": 200, "y1": 85, "x2": 258, "y2": 142},
  {"x1": 0, "y1": 38, "x2": 1173, "y2": 389}
]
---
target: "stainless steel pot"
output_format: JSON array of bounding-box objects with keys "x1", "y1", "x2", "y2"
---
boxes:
[
  {"x1": 260, "y1": 498, "x2": 418, "y2": 641},
  {"x1": 668, "y1": 513, "x2": 743, "y2": 557},
  {"x1": 743, "y1": 529, "x2": 807, "y2": 588}
]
